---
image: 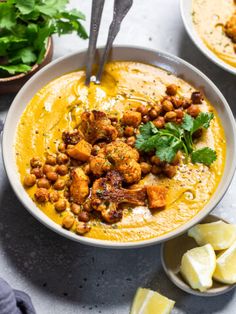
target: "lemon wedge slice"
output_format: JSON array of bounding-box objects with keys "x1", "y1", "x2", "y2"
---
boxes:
[
  {"x1": 213, "y1": 241, "x2": 236, "y2": 284},
  {"x1": 130, "y1": 288, "x2": 175, "y2": 314},
  {"x1": 188, "y1": 221, "x2": 236, "y2": 250},
  {"x1": 180, "y1": 244, "x2": 216, "y2": 292}
]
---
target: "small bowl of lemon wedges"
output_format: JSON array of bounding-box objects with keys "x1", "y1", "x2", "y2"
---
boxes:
[{"x1": 129, "y1": 215, "x2": 236, "y2": 314}]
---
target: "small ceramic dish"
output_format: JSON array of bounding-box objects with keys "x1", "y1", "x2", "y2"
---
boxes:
[
  {"x1": 161, "y1": 214, "x2": 236, "y2": 296},
  {"x1": 0, "y1": 37, "x2": 53, "y2": 94},
  {"x1": 180, "y1": 0, "x2": 236, "y2": 75}
]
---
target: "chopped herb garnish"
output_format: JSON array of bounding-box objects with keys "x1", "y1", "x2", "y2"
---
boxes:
[{"x1": 135, "y1": 112, "x2": 217, "y2": 166}]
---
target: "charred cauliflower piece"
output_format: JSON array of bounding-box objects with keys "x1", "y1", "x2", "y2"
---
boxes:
[
  {"x1": 91, "y1": 171, "x2": 146, "y2": 223},
  {"x1": 70, "y1": 168, "x2": 89, "y2": 204},
  {"x1": 225, "y1": 11, "x2": 236, "y2": 43},
  {"x1": 79, "y1": 110, "x2": 118, "y2": 144},
  {"x1": 90, "y1": 141, "x2": 141, "y2": 184}
]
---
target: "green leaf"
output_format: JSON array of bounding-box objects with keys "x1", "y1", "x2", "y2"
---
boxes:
[
  {"x1": 0, "y1": 63, "x2": 31, "y2": 75},
  {"x1": 164, "y1": 122, "x2": 183, "y2": 138},
  {"x1": 192, "y1": 112, "x2": 214, "y2": 133},
  {"x1": 15, "y1": 0, "x2": 35, "y2": 15},
  {"x1": 59, "y1": 9, "x2": 86, "y2": 20},
  {"x1": 155, "y1": 136, "x2": 183, "y2": 163},
  {"x1": 36, "y1": 0, "x2": 68, "y2": 17},
  {"x1": 34, "y1": 24, "x2": 55, "y2": 63},
  {"x1": 181, "y1": 114, "x2": 194, "y2": 132},
  {"x1": 191, "y1": 147, "x2": 217, "y2": 166},
  {"x1": 9, "y1": 47, "x2": 37, "y2": 64},
  {"x1": 135, "y1": 122, "x2": 158, "y2": 150},
  {"x1": 0, "y1": 3, "x2": 16, "y2": 30},
  {"x1": 0, "y1": 36, "x2": 27, "y2": 56}
]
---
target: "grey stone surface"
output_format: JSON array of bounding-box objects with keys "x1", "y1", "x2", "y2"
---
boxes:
[{"x1": 0, "y1": 0, "x2": 236, "y2": 313}]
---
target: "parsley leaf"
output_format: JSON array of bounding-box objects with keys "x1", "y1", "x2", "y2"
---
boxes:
[
  {"x1": 15, "y1": 0, "x2": 35, "y2": 15},
  {"x1": 0, "y1": 3, "x2": 16, "y2": 30},
  {"x1": 155, "y1": 136, "x2": 183, "y2": 163},
  {"x1": 0, "y1": 64, "x2": 31, "y2": 74},
  {"x1": 192, "y1": 112, "x2": 214, "y2": 133},
  {"x1": 135, "y1": 122, "x2": 158, "y2": 150},
  {"x1": 191, "y1": 148, "x2": 217, "y2": 166},
  {"x1": 9, "y1": 47, "x2": 37, "y2": 64}
]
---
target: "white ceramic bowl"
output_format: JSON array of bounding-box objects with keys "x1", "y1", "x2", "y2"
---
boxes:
[
  {"x1": 2, "y1": 46, "x2": 236, "y2": 248},
  {"x1": 180, "y1": 0, "x2": 236, "y2": 75}
]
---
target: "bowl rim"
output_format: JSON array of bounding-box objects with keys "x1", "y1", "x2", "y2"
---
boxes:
[
  {"x1": 180, "y1": 0, "x2": 236, "y2": 76},
  {"x1": 2, "y1": 45, "x2": 236, "y2": 249}
]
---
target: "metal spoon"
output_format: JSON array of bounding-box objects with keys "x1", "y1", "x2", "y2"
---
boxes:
[{"x1": 85, "y1": 0, "x2": 133, "y2": 85}]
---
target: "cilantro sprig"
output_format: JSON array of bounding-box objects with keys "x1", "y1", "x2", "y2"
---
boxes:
[
  {"x1": 0, "y1": 0, "x2": 88, "y2": 77},
  {"x1": 135, "y1": 112, "x2": 217, "y2": 166}
]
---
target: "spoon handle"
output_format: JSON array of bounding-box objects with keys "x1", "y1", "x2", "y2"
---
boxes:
[
  {"x1": 96, "y1": 0, "x2": 133, "y2": 84},
  {"x1": 85, "y1": 0, "x2": 105, "y2": 86}
]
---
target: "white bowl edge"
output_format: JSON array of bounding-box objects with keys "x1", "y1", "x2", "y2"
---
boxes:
[
  {"x1": 2, "y1": 46, "x2": 236, "y2": 249},
  {"x1": 180, "y1": 0, "x2": 236, "y2": 75}
]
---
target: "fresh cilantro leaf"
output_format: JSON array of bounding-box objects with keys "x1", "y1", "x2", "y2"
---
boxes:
[
  {"x1": 0, "y1": 36, "x2": 27, "y2": 56},
  {"x1": 0, "y1": 3, "x2": 16, "y2": 30},
  {"x1": 59, "y1": 9, "x2": 86, "y2": 21},
  {"x1": 155, "y1": 136, "x2": 183, "y2": 163},
  {"x1": 135, "y1": 122, "x2": 158, "y2": 150},
  {"x1": 192, "y1": 112, "x2": 214, "y2": 133},
  {"x1": 181, "y1": 114, "x2": 194, "y2": 132},
  {"x1": 0, "y1": 64, "x2": 31, "y2": 75},
  {"x1": 191, "y1": 147, "x2": 217, "y2": 166},
  {"x1": 36, "y1": 0, "x2": 68, "y2": 17},
  {"x1": 15, "y1": 0, "x2": 35, "y2": 15},
  {"x1": 9, "y1": 47, "x2": 37, "y2": 64},
  {"x1": 164, "y1": 122, "x2": 183, "y2": 138}
]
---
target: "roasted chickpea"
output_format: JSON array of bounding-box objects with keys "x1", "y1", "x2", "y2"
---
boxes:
[
  {"x1": 83, "y1": 200, "x2": 92, "y2": 212},
  {"x1": 150, "y1": 155, "x2": 162, "y2": 165},
  {"x1": 62, "y1": 215, "x2": 75, "y2": 229},
  {"x1": 162, "y1": 100, "x2": 173, "y2": 112},
  {"x1": 126, "y1": 136, "x2": 136, "y2": 147},
  {"x1": 175, "y1": 109, "x2": 184, "y2": 119},
  {"x1": 55, "y1": 199, "x2": 67, "y2": 212},
  {"x1": 31, "y1": 167, "x2": 43, "y2": 178},
  {"x1": 58, "y1": 142, "x2": 66, "y2": 153},
  {"x1": 153, "y1": 104, "x2": 162, "y2": 115},
  {"x1": 64, "y1": 190, "x2": 70, "y2": 199},
  {"x1": 78, "y1": 211, "x2": 90, "y2": 222},
  {"x1": 46, "y1": 171, "x2": 58, "y2": 182},
  {"x1": 166, "y1": 84, "x2": 178, "y2": 96},
  {"x1": 153, "y1": 116, "x2": 165, "y2": 129},
  {"x1": 43, "y1": 164, "x2": 54, "y2": 174},
  {"x1": 49, "y1": 191, "x2": 59, "y2": 203},
  {"x1": 151, "y1": 165, "x2": 162, "y2": 175},
  {"x1": 136, "y1": 104, "x2": 149, "y2": 116},
  {"x1": 76, "y1": 222, "x2": 91, "y2": 235},
  {"x1": 182, "y1": 98, "x2": 192, "y2": 109},
  {"x1": 191, "y1": 91, "x2": 203, "y2": 104},
  {"x1": 171, "y1": 152, "x2": 181, "y2": 166},
  {"x1": 164, "y1": 111, "x2": 177, "y2": 122},
  {"x1": 57, "y1": 153, "x2": 69, "y2": 165},
  {"x1": 163, "y1": 164, "x2": 177, "y2": 178},
  {"x1": 171, "y1": 97, "x2": 183, "y2": 108},
  {"x1": 142, "y1": 115, "x2": 150, "y2": 123},
  {"x1": 30, "y1": 157, "x2": 42, "y2": 168},
  {"x1": 187, "y1": 105, "x2": 200, "y2": 117},
  {"x1": 91, "y1": 145, "x2": 100, "y2": 156},
  {"x1": 46, "y1": 154, "x2": 57, "y2": 166},
  {"x1": 23, "y1": 174, "x2": 36, "y2": 187},
  {"x1": 71, "y1": 203, "x2": 81, "y2": 215},
  {"x1": 124, "y1": 126, "x2": 134, "y2": 137},
  {"x1": 192, "y1": 128, "x2": 203, "y2": 139},
  {"x1": 56, "y1": 165, "x2": 68, "y2": 176},
  {"x1": 54, "y1": 179, "x2": 65, "y2": 190},
  {"x1": 149, "y1": 108, "x2": 158, "y2": 120},
  {"x1": 37, "y1": 178, "x2": 50, "y2": 189},
  {"x1": 34, "y1": 188, "x2": 49, "y2": 203},
  {"x1": 140, "y1": 162, "x2": 152, "y2": 175}
]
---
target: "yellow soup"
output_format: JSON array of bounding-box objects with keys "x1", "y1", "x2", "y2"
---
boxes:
[
  {"x1": 15, "y1": 62, "x2": 226, "y2": 242},
  {"x1": 192, "y1": 0, "x2": 236, "y2": 67}
]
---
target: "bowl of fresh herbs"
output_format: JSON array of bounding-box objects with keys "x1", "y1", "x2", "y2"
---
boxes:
[{"x1": 0, "y1": 0, "x2": 88, "y2": 93}]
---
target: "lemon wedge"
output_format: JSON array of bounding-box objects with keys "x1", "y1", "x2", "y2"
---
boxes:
[
  {"x1": 130, "y1": 288, "x2": 175, "y2": 314},
  {"x1": 180, "y1": 244, "x2": 216, "y2": 292},
  {"x1": 188, "y1": 221, "x2": 236, "y2": 250},
  {"x1": 213, "y1": 241, "x2": 236, "y2": 284}
]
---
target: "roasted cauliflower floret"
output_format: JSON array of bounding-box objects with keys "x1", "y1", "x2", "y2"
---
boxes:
[
  {"x1": 70, "y1": 168, "x2": 89, "y2": 204},
  {"x1": 79, "y1": 110, "x2": 118, "y2": 144},
  {"x1": 89, "y1": 141, "x2": 141, "y2": 184},
  {"x1": 225, "y1": 11, "x2": 236, "y2": 43}
]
